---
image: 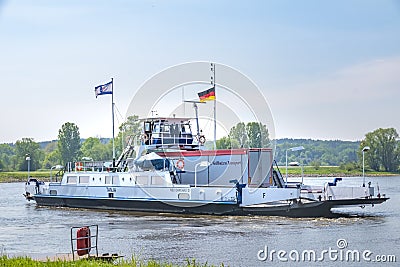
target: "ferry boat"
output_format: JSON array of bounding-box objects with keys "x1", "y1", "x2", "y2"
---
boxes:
[{"x1": 24, "y1": 117, "x2": 389, "y2": 217}]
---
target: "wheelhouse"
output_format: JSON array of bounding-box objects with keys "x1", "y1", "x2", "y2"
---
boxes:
[{"x1": 141, "y1": 117, "x2": 197, "y2": 148}]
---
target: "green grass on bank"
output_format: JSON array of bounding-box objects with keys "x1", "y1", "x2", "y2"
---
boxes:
[
  {"x1": 0, "y1": 167, "x2": 398, "y2": 183},
  {"x1": 0, "y1": 255, "x2": 221, "y2": 267},
  {"x1": 281, "y1": 166, "x2": 399, "y2": 177},
  {"x1": 0, "y1": 170, "x2": 51, "y2": 183}
]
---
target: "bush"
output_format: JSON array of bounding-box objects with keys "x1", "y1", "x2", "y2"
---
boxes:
[
  {"x1": 310, "y1": 160, "x2": 321, "y2": 170},
  {"x1": 339, "y1": 162, "x2": 358, "y2": 172}
]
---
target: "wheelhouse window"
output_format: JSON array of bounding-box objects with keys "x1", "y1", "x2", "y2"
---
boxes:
[
  {"x1": 144, "y1": 122, "x2": 151, "y2": 132},
  {"x1": 162, "y1": 124, "x2": 170, "y2": 133},
  {"x1": 181, "y1": 124, "x2": 191, "y2": 133},
  {"x1": 153, "y1": 124, "x2": 160, "y2": 137}
]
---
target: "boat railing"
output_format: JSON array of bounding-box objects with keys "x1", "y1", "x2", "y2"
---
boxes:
[
  {"x1": 54, "y1": 168, "x2": 65, "y2": 182},
  {"x1": 155, "y1": 130, "x2": 193, "y2": 145},
  {"x1": 115, "y1": 135, "x2": 135, "y2": 170},
  {"x1": 272, "y1": 161, "x2": 285, "y2": 188},
  {"x1": 66, "y1": 159, "x2": 173, "y2": 174},
  {"x1": 141, "y1": 131, "x2": 195, "y2": 147},
  {"x1": 66, "y1": 161, "x2": 110, "y2": 173}
]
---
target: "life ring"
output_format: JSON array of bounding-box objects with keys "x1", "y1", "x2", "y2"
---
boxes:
[
  {"x1": 141, "y1": 133, "x2": 149, "y2": 143},
  {"x1": 75, "y1": 162, "x2": 83, "y2": 171},
  {"x1": 176, "y1": 159, "x2": 185, "y2": 170},
  {"x1": 76, "y1": 227, "x2": 91, "y2": 256},
  {"x1": 199, "y1": 135, "x2": 206, "y2": 144}
]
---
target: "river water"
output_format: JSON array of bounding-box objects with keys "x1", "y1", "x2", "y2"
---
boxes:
[{"x1": 0, "y1": 176, "x2": 399, "y2": 266}]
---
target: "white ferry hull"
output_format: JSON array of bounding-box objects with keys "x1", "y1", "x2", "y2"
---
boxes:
[{"x1": 32, "y1": 193, "x2": 388, "y2": 218}]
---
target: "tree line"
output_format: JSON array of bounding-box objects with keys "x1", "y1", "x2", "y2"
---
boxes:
[
  {"x1": 0, "y1": 116, "x2": 141, "y2": 171},
  {"x1": 0, "y1": 117, "x2": 398, "y2": 172},
  {"x1": 216, "y1": 124, "x2": 399, "y2": 172},
  {"x1": 274, "y1": 128, "x2": 399, "y2": 172}
]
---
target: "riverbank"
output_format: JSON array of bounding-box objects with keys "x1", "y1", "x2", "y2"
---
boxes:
[
  {"x1": 0, "y1": 170, "x2": 51, "y2": 183},
  {"x1": 280, "y1": 166, "x2": 399, "y2": 177},
  {"x1": 0, "y1": 167, "x2": 397, "y2": 183},
  {"x1": 0, "y1": 255, "x2": 218, "y2": 267}
]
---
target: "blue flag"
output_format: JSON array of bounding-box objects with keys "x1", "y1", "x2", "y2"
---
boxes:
[{"x1": 95, "y1": 81, "x2": 113, "y2": 98}]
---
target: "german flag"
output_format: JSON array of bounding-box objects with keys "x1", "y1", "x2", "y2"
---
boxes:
[{"x1": 198, "y1": 87, "x2": 216, "y2": 102}]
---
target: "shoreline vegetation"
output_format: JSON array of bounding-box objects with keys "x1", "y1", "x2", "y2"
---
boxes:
[
  {"x1": 0, "y1": 255, "x2": 219, "y2": 267},
  {"x1": 0, "y1": 167, "x2": 398, "y2": 183}
]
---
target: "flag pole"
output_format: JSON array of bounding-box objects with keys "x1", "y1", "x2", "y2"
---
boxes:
[
  {"x1": 111, "y1": 78, "x2": 115, "y2": 167},
  {"x1": 212, "y1": 63, "x2": 217, "y2": 149}
]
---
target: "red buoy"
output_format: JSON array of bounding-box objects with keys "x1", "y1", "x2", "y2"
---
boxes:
[{"x1": 76, "y1": 227, "x2": 91, "y2": 256}]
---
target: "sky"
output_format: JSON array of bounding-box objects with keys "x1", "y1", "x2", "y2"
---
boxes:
[{"x1": 1, "y1": 0, "x2": 399, "y2": 143}]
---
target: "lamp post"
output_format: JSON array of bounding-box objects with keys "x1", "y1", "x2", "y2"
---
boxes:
[
  {"x1": 194, "y1": 161, "x2": 211, "y2": 188},
  {"x1": 300, "y1": 160, "x2": 304, "y2": 185},
  {"x1": 362, "y1": 146, "x2": 370, "y2": 187},
  {"x1": 25, "y1": 154, "x2": 31, "y2": 181},
  {"x1": 286, "y1": 146, "x2": 304, "y2": 186}
]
